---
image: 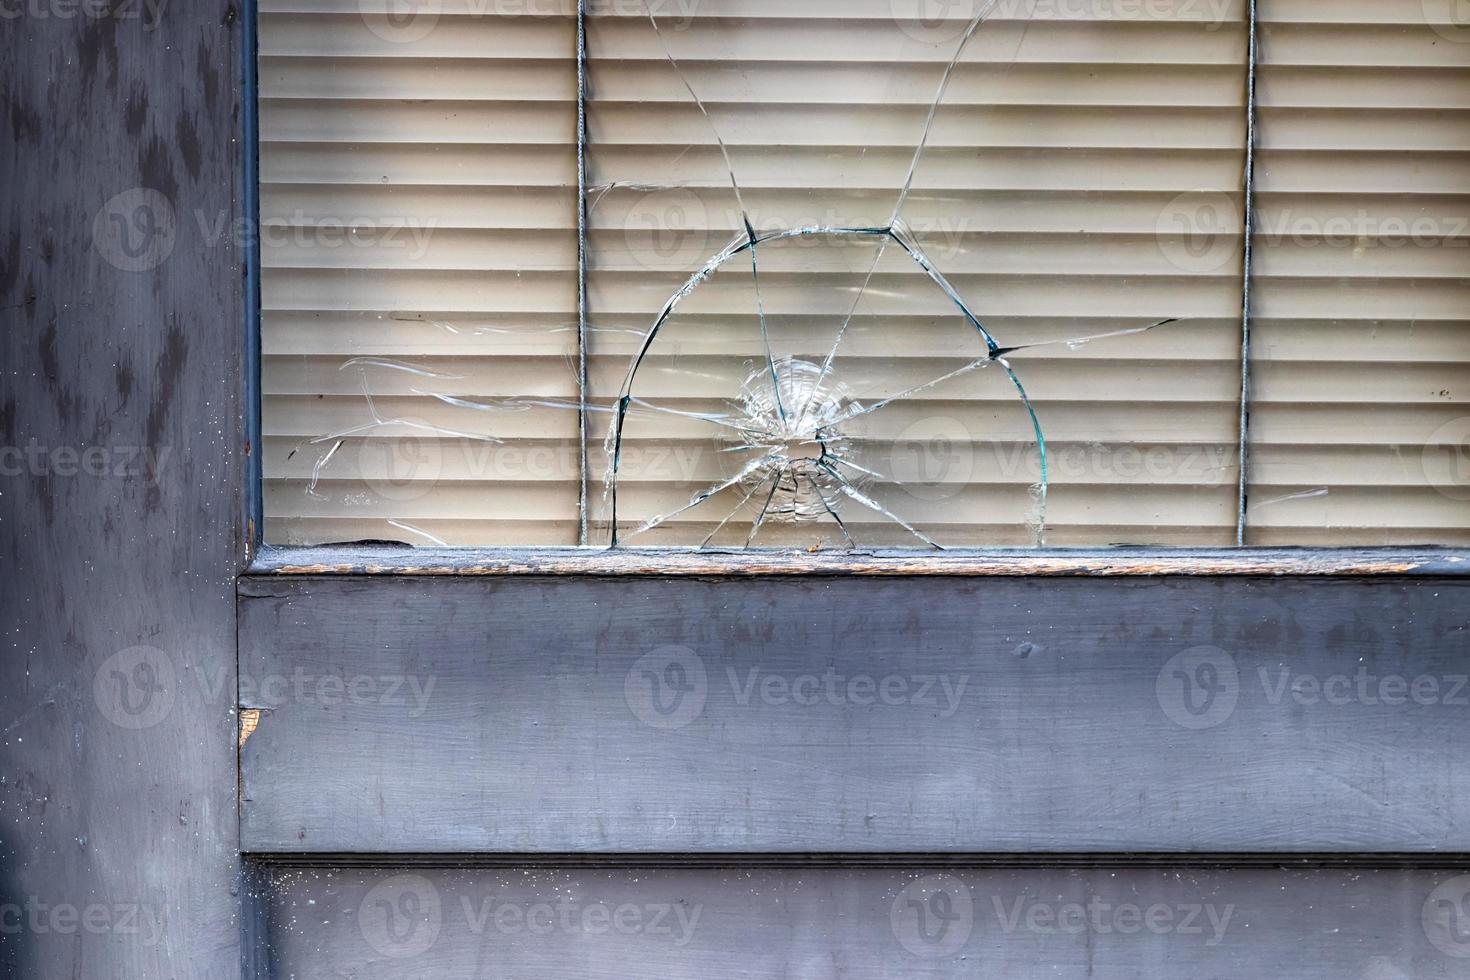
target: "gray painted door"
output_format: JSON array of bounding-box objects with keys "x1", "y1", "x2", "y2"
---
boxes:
[{"x1": 4, "y1": 3, "x2": 1470, "y2": 978}]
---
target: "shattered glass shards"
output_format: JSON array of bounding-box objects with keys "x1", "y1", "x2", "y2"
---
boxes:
[{"x1": 591, "y1": 1, "x2": 1178, "y2": 549}]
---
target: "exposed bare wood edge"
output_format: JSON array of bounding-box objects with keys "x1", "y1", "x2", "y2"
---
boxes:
[
  {"x1": 245, "y1": 852, "x2": 1470, "y2": 871},
  {"x1": 245, "y1": 545, "x2": 1470, "y2": 582}
]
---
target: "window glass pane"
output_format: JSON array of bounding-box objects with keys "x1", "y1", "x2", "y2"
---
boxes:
[
  {"x1": 584, "y1": 0, "x2": 1247, "y2": 547},
  {"x1": 257, "y1": 0, "x2": 1470, "y2": 549},
  {"x1": 1246, "y1": 0, "x2": 1470, "y2": 544},
  {"x1": 258, "y1": 1, "x2": 582, "y2": 546}
]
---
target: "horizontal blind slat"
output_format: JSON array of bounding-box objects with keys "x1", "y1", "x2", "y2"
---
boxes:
[{"x1": 260, "y1": 4, "x2": 1468, "y2": 548}]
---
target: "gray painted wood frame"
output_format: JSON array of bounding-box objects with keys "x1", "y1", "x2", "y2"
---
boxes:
[
  {"x1": 240, "y1": 575, "x2": 1470, "y2": 854},
  {"x1": 252, "y1": 860, "x2": 1470, "y2": 978},
  {"x1": 0, "y1": 2, "x2": 248, "y2": 978},
  {"x1": 4, "y1": 0, "x2": 1470, "y2": 976}
]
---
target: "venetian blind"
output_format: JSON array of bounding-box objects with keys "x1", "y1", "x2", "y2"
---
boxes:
[
  {"x1": 258, "y1": 0, "x2": 1469, "y2": 548},
  {"x1": 1248, "y1": 0, "x2": 1470, "y2": 544}
]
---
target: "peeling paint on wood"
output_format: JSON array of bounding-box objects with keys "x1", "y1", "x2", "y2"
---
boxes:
[
  {"x1": 247, "y1": 545, "x2": 1470, "y2": 580},
  {"x1": 239, "y1": 708, "x2": 262, "y2": 748}
]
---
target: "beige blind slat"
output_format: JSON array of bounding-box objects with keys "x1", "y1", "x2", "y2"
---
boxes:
[
  {"x1": 260, "y1": 1, "x2": 1469, "y2": 548},
  {"x1": 259, "y1": 5, "x2": 582, "y2": 547},
  {"x1": 1248, "y1": 3, "x2": 1470, "y2": 544}
]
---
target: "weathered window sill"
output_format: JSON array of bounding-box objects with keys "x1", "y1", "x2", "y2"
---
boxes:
[{"x1": 245, "y1": 544, "x2": 1470, "y2": 579}]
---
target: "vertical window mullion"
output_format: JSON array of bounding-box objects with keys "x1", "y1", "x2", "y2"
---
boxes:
[
  {"x1": 1235, "y1": 0, "x2": 1260, "y2": 547},
  {"x1": 577, "y1": 0, "x2": 591, "y2": 546}
]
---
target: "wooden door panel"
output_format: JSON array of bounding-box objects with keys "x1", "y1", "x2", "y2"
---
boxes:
[
  {"x1": 240, "y1": 575, "x2": 1470, "y2": 853},
  {"x1": 252, "y1": 860, "x2": 1470, "y2": 978}
]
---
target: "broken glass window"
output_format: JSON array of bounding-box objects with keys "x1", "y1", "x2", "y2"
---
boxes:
[
  {"x1": 281, "y1": 0, "x2": 1225, "y2": 551},
  {"x1": 589, "y1": 2, "x2": 1179, "y2": 549}
]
